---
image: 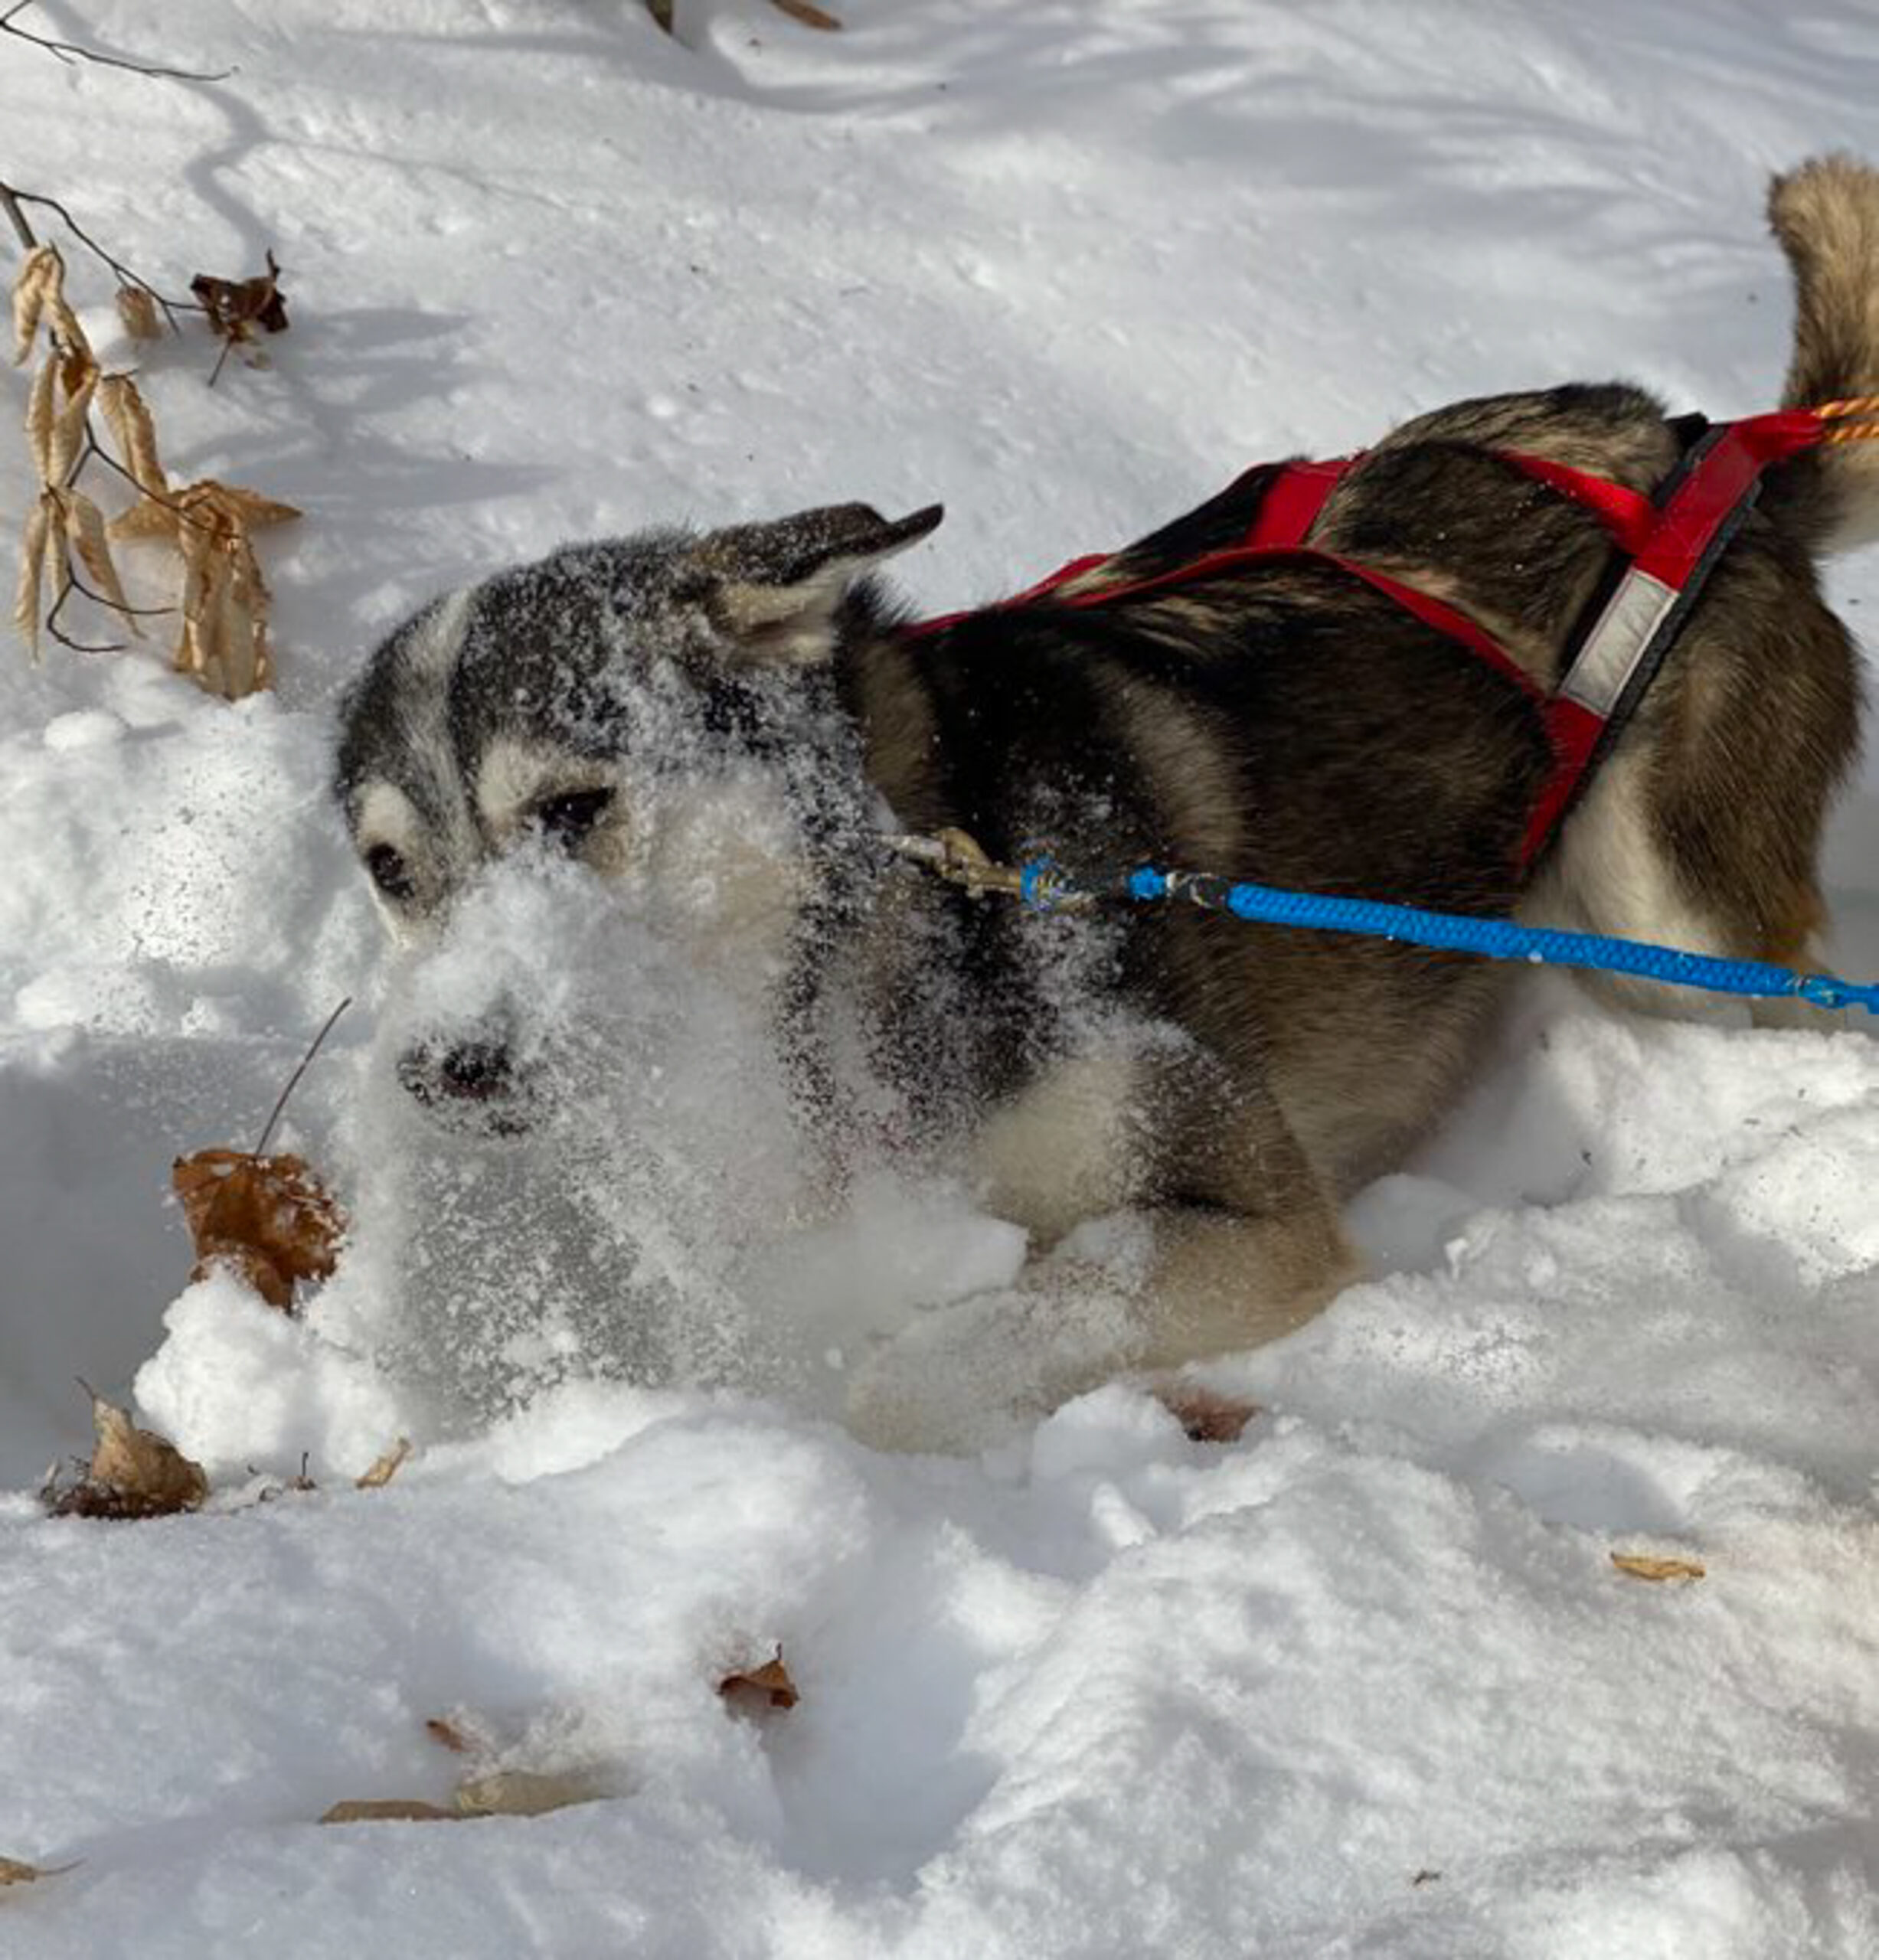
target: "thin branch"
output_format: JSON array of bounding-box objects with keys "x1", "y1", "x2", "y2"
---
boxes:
[
  {"x1": 63, "y1": 558, "x2": 172, "y2": 617},
  {"x1": 45, "y1": 570, "x2": 126, "y2": 653},
  {"x1": 0, "y1": 177, "x2": 33, "y2": 249},
  {"x1": 0, "y1": 183, "x2": 198, "y2": 328},
  {"x1": 255, "y1": 999, "x2": 353, "y2": 1155},
  {"x1": 0, "y1": 2, "x2": 232, "y2": 83}
]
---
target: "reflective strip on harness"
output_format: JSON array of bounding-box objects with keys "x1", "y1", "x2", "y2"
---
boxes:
[
  {"x1": 1558, "y1": 568, "x2": 1680, "y2": 714},
  {"x1": 901, "y1": 411, "x2": 1830, "y2": 875}
]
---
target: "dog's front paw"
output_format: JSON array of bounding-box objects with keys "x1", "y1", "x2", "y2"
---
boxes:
[{"x1": 842, "y1": 1283, "x2": 1142, "y2": 1455}]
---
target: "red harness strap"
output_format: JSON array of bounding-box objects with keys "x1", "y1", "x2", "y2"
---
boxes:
[{"x1": 904, "y1": 411, "x2": 1830, "y2": 873}]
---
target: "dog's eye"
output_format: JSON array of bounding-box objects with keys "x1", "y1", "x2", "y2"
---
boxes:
[
  {"x1": 364, "y1": 842, "x2": 417, "y2": 902},
  {"x1": 531, "y1": 788, "x2": 614, "y2": 851}
]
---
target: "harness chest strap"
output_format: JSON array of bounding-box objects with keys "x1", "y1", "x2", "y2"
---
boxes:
[{"x1": 904, "y1": 408, "x2": 1837, "y2": 871}]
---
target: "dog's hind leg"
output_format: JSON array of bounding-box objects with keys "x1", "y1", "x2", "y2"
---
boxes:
[
  {"x1": 1523, "y1": 748, "x2": 1747, "y2": 1021},
  {"x1": 1523, "y1": 737, "x2": 1847, "y2": 1026}
]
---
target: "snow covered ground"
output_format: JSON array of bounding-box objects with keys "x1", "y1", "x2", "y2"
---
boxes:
[{"x1": 5, "y1": 2, "x2": 1879, "y2": 1952}]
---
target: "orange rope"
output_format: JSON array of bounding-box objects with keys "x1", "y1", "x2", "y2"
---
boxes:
[{"x1": 1812, "y1": 394, "x2": 1879, "y2": 420}]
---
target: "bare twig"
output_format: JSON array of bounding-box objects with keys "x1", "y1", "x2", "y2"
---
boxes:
[
  {"x1": 62, "y1": 560, "x2": 170, "y2": 617},
  {"x1": 0, "y1": 178, "x2": 34, "y2": 250},
  {"x1": 254, "y1": 999, "x2": 354, "y2": 1155},
  {"x1": 0, "y1": 183, "x2": 196, "y2": 326},
  {"x1": 0, "y1": 2, "x2": 232, "y2": 83},
  {"x1": 44, "y1": 570, "x2": 125, "y2": 653}
]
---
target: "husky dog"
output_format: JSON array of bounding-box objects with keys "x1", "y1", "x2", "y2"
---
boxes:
[{"x1": 337, "y1": 158, "x2": 1878, "y2": 1449}]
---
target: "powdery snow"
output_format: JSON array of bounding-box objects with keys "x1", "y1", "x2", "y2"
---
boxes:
[{"x1": 5, "y1": 3, "x2": 1879, "y2": 1955}]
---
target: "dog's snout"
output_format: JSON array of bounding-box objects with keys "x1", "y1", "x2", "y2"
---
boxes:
[
  {"x1": 399, "y1": 1037, "x2": 514, "y2": 1107},
  {"x1": 440, "y1": 1040, "x2": 511, "y2": 1099}
]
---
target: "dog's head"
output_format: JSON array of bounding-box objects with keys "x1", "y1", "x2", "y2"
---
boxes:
[{"x1": 335, "y1": 501, "x2": 941, "y2": 1135}]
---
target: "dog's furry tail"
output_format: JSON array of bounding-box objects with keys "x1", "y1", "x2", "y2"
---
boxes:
[{"x1": 1768, "y1": 154, "x2": 1879, "y2": 552}]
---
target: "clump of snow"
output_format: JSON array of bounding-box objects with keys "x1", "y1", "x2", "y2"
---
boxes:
[{"x1": 5, "y1": 2, "x2": 1879, "y2": 1955}]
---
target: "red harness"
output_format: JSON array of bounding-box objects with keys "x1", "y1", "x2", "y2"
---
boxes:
[{"x1": 907, "y1": 410, "x2": 1832, "y2": 871}]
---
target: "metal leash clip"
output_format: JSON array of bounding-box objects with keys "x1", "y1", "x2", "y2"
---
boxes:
[
  {"x1": 886, "y1": 827, "x2": 1024, "y2": 900},
  {"x1": 887, "y1": 828, "x2": 1094, "y2": 911}
]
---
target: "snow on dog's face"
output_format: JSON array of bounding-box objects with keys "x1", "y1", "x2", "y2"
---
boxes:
[{"x1": 335, "y1": 502, "x2": 941, "y2": 1137}]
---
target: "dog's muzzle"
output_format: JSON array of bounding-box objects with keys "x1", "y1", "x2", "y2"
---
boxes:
[{"x1": 397, "y1": 1021, "x2": 534, "y2": 1138}]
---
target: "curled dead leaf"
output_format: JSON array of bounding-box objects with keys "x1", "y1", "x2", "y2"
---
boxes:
[
  {"x1": 14, "y1": 498, "x2": 49, "y2": 658},
  {"x1": 719, "y1": 1648, "x2": 799, "y2": 1711},
  {"x1": 191, "y1": 252, "x2": 288, "y2": 381},
  {"x1": 1610, "y1": 1552, "x2": 1706, "y2": 1583},
  {"x1": 355, "y1": 1438, "x2": 412, "y2": 1489},
  {"x1": 47, "y1": 369, "x2": 96, "y2": 485},
  {"x1": 25, "y1": 353, "x2": 57, "y2": 484},
  {"x1": 319, "y1": 1798, "x2": 455, "y2": 1825},
  {"x1": 172, "y1": 1148, "x2": 345, "y2": 1312},
  {"x1": 96, "y1": 374, "x2": 166, "y2": 495},
  {"x1": 43, "y1": 1395, "x2": 208, "y2": 1519},
  {"x1": 114, "y1": 286, "x2": 164, "y2": 342},
  {"x1": 10, "y1": 245, "x2": 60, "y2": 365},
  {"x1": 62, "y1": 491, "x2": 140, "y2": 636}
]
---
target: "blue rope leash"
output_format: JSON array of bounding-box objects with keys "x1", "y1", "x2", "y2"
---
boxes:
[{"x1": 1017, "y1": 859, "x2": 1879, "y2": 1015}]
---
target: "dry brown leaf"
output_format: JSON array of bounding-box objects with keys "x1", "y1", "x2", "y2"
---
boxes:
[
  {"x1": 1156, "y1": 1385, "x2": 1260, "y2": 1443},
  {"x1": 14, "y1": 498, "x2": 49, "y2": 658},
  {"x1": 96, "y1": 374, "x2": 166, "y2": 495},
  {"x1": 211, "y1": 485, "x2": 302, "y2": 528},
  {"x1": 62, "y1": 492, "x2": 139, "y2": 636},
  {"x1": 1610, "y1": 1552, "x2": 1706, "y2": 1583},
  {"x1": 115, "y1": 286, "x2": 164, "y2": 342},
  {"x1": 453, "y1": 1769, "x2": 608, "y2": 1818},
  {"x1": 719, "y1": 1648, "x2": 799, "y2": 1711},
  {"x1": 15, "y1": 247, "x2": 93, "y2": 389},
  {"x1": 319, "y1": 1769, "x2": 607, "y2": 1827},
  {"x1": 191, "y1": 252, "x2": 289, "y2": 356},
  {"x1": 194, "y1": 547, "x2": 243, "y2": 694},
  {"x1": 11, "y1": 246, "x2": 60, "y2": 365},
  {"x1": 319, "y1": 1798, "x2": 456, "y2": 1825},
  {"x1": 172, "y1": 1148, "x2": 345, "y2": 1312},
  {"x1": 111, "y1": 480, "x2": 297, "y2": 699},
  {"x1": 88, "y1": 1399, "x2": 208, "y2": 1508},
  {"x1": 44, "y1": 1396, "x2": 208, "y2": 1520},
  {"x1": 355, "y1": 1438, "x2": 412, "y2": 1489},
  {"x1": 25, "y1": 353, "x2": 57, "y2": 483},
  {"x1": 107, "y1": 497, "x2": 176, "y2": 542},
  {"x1": 47, "y1": 369, "x2": 94, "y2": 485},
  {"x1": 771, "y1": 0, "x2": 842, "y2": 26}
]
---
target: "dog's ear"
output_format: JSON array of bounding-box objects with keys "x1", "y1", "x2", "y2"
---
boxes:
[{"x1": 689, "y1": 502, "x2": 943, "y2": 666}]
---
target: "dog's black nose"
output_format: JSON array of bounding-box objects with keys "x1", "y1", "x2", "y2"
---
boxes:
[{"x1": 399, "y1": 1039, "x2": 513, "y2": 1106}]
